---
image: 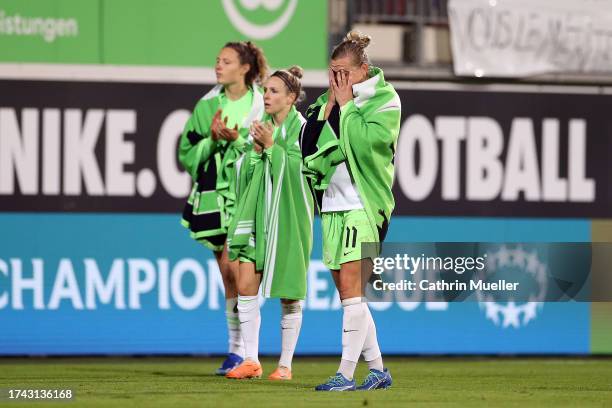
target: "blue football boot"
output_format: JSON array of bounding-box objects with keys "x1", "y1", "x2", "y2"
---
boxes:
[
  {"x1": 314, "y1": 373, "x2": 356, "y2": 391},
  {"x1": 214, "y1": 353, "x2": 243, "y2": 376},
  {"x1": 356, "y1": 368, "x2": 392, "y2": 390}
]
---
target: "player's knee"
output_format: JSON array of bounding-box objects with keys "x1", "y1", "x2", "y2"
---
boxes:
[
  {"x1": 338, "y1": 274, "x2": 361, "y2": 300},
  {"x1": 220, "y1": 270, "x2": 237, "y2": 295},
  {"x1": 237, "y1": 278, "x2": 258, "y2": 297},
  {"x1": 220, "y1": 260, "x2": 236, "y2": 279},
  {"x1": 337, "y1": 287, "x2": 351, "y2": 300}
]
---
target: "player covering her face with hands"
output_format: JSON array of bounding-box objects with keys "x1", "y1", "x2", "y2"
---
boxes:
[
  {"x1": 225, "y1": 66, "x2": 314, "y2": 380},
  {"x1": 301, "y1": 31, "x2": 401, "y2": 391},
  {"x1": 178, "y1": 41, "x2": 268, "y2": 375}
]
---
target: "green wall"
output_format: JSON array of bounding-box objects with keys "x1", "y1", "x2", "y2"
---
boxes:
[{"x1": 0, "y1": 0, "x2": 328, "y2": 68}]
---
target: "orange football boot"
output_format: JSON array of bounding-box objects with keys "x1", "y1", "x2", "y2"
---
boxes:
[
  {"x1": 225, "y1": 359, "x2": 263, "y2": 379},
  {"x1": 268, "y1": 366, "x2": 292, "y2": 381}
]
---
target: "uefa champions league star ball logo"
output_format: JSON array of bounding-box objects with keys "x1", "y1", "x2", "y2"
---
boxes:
[
  {"x1": 477, "y1": 245, "x2": 548, "y2": 329},
  {"x1": 222, "y1": 0, "x2": 298, "y2": 40}
]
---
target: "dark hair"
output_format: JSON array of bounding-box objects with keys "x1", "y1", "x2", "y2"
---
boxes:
[
  {"x1": 223, "y1": 41, "x2": 268, "y2": 85},
  {"x1": 271, "y1": 65, "x2": 305, "y2": 105},
  {"x1": 331, "y1": 30, "x2": 371, "y2": 66}
]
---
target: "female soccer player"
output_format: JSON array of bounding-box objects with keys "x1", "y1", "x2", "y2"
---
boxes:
[
  {"x1": 225, "y1": 66, "x2": 314, "y2": 380},
  {"x1": 301, "y1": 31, "x2": 401, "y2": 391},
  {"x1": 178, "y1": 41, "x2": 268, "y2": 375}
]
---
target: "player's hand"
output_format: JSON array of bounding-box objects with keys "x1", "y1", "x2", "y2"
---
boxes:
[
  {"x1": 211, "y1": 109, "x2": 222, "y2": 141},
  {"x1": 327, "y1": 69, "x2": 337, "y2": 106},
  {"x1": 250, "y1": 120, "x2": 274, "y2": 149},
  {"x1": 249, "y1": 122, "x2": 264, "y2": 150},
  {"x1": 324, "y1": 69, "x2": 337, "y2": 119},
  {"x1": 331, "y1": 69, "x2": 353, "y2": 107},
  {"x1": 253, "y1": 140, "x2": 263, "y2": 154},
  {"x1": 219, "y1": 116, "x2": 239, "y2": 141}
]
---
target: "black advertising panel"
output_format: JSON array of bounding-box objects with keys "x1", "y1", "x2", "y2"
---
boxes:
[{"x1": 1, "y1": 80, "x2": 610, "y2": 217}]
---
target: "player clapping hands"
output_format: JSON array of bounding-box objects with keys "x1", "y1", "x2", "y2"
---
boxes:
[{"x1": 250, "y1": 120, "x2": 275, "y2": 150}]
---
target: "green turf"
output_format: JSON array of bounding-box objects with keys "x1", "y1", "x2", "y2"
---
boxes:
[{"x1": 1, "y1": 357, "x2": 611, "y2": 407}]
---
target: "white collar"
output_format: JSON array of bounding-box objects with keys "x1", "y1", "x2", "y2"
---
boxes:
[{"x1": 352, "y1": 73, "x2": 380, "y2": 107}]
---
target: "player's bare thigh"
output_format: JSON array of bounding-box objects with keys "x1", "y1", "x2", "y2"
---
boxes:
[
  {"x1": 237, "y1": 261, "x2": 262, "y2": 296},
  {"x1": 331, "y1": 258, "x2": 374, "y2": 300},
  {"x1": 214, "y1": 243, "x2": 239, "y2": 298}
]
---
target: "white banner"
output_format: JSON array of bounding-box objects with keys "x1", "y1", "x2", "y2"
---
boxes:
[{"x1": 448, "y1": 0, "x2": 612, "y2": 77}]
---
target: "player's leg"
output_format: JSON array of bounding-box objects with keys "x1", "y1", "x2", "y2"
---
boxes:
[
  {"x1": 226, "y1": 261, "x2": 263, "y2": 379},
  {"x1": 315, "y1": 212, "x2": 357, "y2": 391},
  {"x1": 269, "y1": 299, "x2": 302, "y2": 380},
  {"x1": 316, "y1": 210, "x2": 391, "y2": 391},
  {"x1": 339, "y1": 211, "x2": 391, "y2": 391},
  {"x1": 214, "y1": 241, "x2": 244, "y2": 375},
  {"x1": 336, "y1": 260, "x2": 370, "y2": 381},
  {"x1": 331, "y1": 263, "x2": 387, "y2": 385},
  {"x1": 342, "y1": 256, "x2": 383, "y2": 374},
  {"x1": 360, "y1": 260, "x2": 383, "y2": 373},
  {"x1": 356, "y1": 300, "x2": 392, "y2": 390}
]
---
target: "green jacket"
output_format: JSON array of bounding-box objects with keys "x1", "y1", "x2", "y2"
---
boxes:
[
  {"x1": 228, "y1": 106, "x2": 314, "y2": 300},
  {"x1": 178, "y1": 84, "x2": 264, "y2": 250},
  {"x1": 301, "y1": 66, "x2": 401, "y2": 246}
]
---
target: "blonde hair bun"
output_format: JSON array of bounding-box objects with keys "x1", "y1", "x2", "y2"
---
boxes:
[{"x1": 345, "y1": 30, "x2": 371, "y2": 49}]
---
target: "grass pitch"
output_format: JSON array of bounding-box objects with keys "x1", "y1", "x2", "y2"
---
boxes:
[{"x1": 1, "y1": 357, "x2": 611, "y2": 407}]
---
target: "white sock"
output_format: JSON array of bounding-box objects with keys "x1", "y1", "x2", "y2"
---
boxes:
[
  {"x1": 362, "y1": 304, "x2": 384, "y2": 371},
  {"x1": 278, "y1": 302, "x2": 302, "y2": 370},
  {"x1": 338, "y1": 359, "x2": 357, "y2": 380},
  {"x1": 338, "y1": 297, "x2": 369, "y2": 380},
  {"x1": 225, "y1": 298, "x2": 244, "y2": 357},
  {"x1": 237, "y1": 295, "x2": 260, "y2": 364}
]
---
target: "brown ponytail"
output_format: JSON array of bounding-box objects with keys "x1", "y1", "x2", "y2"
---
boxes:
[{"x1": 224, "y1": 41, "x2": 269, "y2": 86}]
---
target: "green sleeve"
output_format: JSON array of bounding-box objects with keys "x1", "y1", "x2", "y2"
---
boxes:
[
  {"x1": 233, "y1": 143, "x2": 264, "y2": 204},
  {"x1": 263, "y1": 143, "x2": 283, "y2": 175},
  {"x1": 232, "y1": 127, "x2": 249, "y2": 150},
  {"x1": 339, "y1": 99, "x2": 401, "y2": 158},
  {"x1": 244, "y1": 146, "x2": 263, "y2": 185},
  {"x1": 301, "y1": 120, "x2": 346, "y2": 190},
  {"x1": 264, "y1": 140, "x2": 300, "y2": 185},
  {"x1": 178, "y1": 99, "x2": 218, "y2": 180}
]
